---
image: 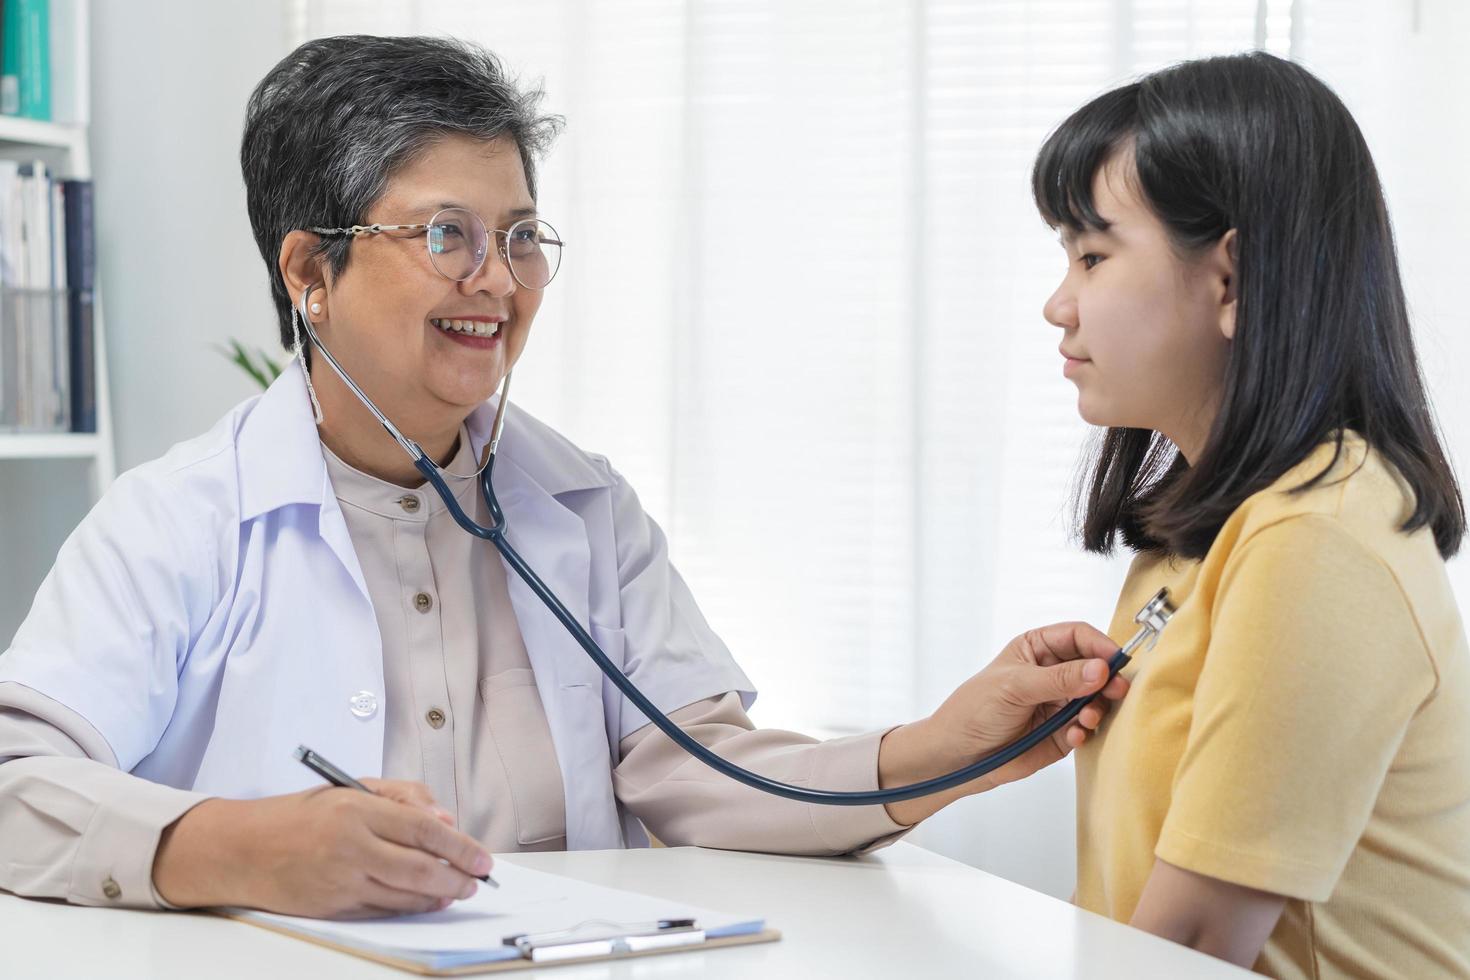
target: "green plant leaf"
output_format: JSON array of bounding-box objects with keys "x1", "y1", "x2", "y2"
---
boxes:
[
  {"x1": 216, "y1": 339, "x2": 280, "y2": 392},
  {"x1": 259, "y1": 352, "x2": 284, "y2": 383}
]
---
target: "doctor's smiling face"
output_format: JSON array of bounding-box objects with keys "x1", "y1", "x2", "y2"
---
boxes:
[
  {"x1": 279, "y1": 134, "x2": 544, "y2": 472},
  {"x1": 1041, "y1": 150, "x2": 1236, "y2": 462},
  {"x1": 321, "y1": 134, "x2": 542, "y2": 410}
]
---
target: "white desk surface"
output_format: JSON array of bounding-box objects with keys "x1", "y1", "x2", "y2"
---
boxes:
[{"x1": 0, "y1": 842, "x2": 1251, "y2": 979}]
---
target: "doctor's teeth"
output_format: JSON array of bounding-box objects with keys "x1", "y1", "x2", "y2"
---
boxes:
[{"x1": 432, "y1": 318, "x2": 500, "y2": 337}]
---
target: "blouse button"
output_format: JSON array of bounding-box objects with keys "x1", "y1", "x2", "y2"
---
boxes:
[
  {"x1": 426, "y1": 707, "x2": 447, "y2": 729},
  {"x1": 399, "y1": 494, "x2": 421, "y2": 514},
  {"x1": 414, "y1": 592, "x2": 434, "y2": 613}
]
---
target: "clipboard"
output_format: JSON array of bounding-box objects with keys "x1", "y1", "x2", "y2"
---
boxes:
[
  {"x1": 226, "y1": 913, "x2": 781, "y2": 975},
  {"x1": 215, "y1": 859, "x2": 780, "y2": 975}
]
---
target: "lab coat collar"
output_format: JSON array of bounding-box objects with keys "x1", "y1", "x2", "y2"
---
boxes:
[
  {"x1": 236, "y1": 365, "x2": 614, "y2": 524},
  {"x1": 463, "y1": 393, "x2": 614, "y2": 497},
  {"x1": 236, "y1": 364, "x2": 330, "y2": 522}
]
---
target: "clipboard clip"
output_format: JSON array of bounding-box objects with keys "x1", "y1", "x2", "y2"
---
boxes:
[{"x1": 504, "y1": 918, "x2": 705, "y2": 963}]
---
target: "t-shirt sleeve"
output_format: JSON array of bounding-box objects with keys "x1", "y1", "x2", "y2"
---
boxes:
[{"x1": 1155, "y1": 515, "x2": 1437, "y2": 902}]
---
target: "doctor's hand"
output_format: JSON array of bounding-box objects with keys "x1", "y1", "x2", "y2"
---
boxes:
[
  {"x1": 152, "y1": 779, "x2": 494, "y2": 918},
  {"x1": 877, "y1": 621, "x2": 1127, "y2": 827}
]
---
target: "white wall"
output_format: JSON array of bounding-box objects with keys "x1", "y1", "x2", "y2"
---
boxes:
[
  {"x1": 1301, "y1": 0, "x2": 1470, "y2": 605},
  {"x1": 92, "y1": 0, "x2": 289, "y2": 470}
]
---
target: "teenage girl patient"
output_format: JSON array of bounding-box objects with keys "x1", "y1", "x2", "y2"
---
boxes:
[{"x1": 1033, "y1": 52, "x2": 1470, "y2": 977}]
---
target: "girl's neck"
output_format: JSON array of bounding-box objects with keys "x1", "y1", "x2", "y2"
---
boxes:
[{"x1": 1159, "y1": 393, "x2": 1221, "y2": 466}]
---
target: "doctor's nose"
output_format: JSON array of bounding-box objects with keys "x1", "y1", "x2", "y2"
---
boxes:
[{"x1": 461, "y1": 245, "x2": 518, "y2": 299}]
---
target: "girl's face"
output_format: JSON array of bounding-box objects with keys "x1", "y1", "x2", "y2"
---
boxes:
[
  {"x1": 1042, "y1": 152, "x2": 1236, "y2": 461},
  {"x1": 314, "y1": 134, "x2": 543, "y2": 425}
]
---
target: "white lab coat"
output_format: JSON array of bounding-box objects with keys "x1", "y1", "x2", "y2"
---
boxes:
[{"x1": 0, "y1": 369, "x2": 755, "y2": 850}]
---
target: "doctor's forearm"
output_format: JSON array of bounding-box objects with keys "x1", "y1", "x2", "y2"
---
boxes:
[
  {"x1": 877, "y1": 719, "x2": 989, "y2": 826},
  {"x1": 615, "y1": 693, "x2": 907, "y2": 854}
]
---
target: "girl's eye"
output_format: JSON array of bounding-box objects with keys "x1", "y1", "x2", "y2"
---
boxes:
[{"x1": 1081, "y1": 253, "x2": 1104, "y2": 270}]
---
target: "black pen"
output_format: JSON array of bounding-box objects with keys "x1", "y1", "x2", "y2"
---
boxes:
[{"x1": 294, "y1": 744, "x2": 499, "y2": 888}]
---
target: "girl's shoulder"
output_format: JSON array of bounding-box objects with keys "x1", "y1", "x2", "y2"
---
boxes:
[
  {"x1": 1205, "y1": 433, "x2": 1457, "y2": 652},
  {"x1": 1226, "y1": 431, "x2": 1418, "y2": 553}
]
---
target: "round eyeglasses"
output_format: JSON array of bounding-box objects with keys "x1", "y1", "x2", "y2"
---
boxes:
[{"x1": 309, "y1": 209, "x2": 564, "y2": 289}]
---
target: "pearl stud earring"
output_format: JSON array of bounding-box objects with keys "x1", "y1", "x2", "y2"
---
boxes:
[{"x1": 310, "y1": 302, "x2": 322, "y2": 315}]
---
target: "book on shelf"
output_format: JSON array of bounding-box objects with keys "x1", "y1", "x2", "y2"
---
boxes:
[
  {"x1": 48, "y1": 0, "x2": 87, "y2": 125},
  {"x1": 16, "y1": 0, "x2": 48, "y2": 121},
  {"x1": 0, "y1": 162, "x2": 93, "y2": 434},
  {"x1": 0, "y1": 1, "x2": 19, "y2": 116},
  {"x1": 1, "y1": 0, "x2": 45, "y2": 120},
  {"x1": 62, "y1": 177, "x2": 91, "y2": 432},
  {"x1": 0, "y1": 0, "x2": 88, "y2": 124}
]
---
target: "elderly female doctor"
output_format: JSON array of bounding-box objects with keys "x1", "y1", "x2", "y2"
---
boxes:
[{"x1": 0, "y1": 35, "x2": 1126, "y2": 918}]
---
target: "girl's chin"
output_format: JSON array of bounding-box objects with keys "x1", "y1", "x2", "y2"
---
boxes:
[
  {"x1": 1074, "y1": 394, "x2": 1119, "y2": 429},
  {"x1": 1074, "y1": 392, "x2": 1098, "y2": 425}
]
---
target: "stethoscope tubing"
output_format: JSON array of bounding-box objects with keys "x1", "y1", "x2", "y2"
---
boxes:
[{"x1": 417, "y1": 453, "x2": 1130, "y2": 806}]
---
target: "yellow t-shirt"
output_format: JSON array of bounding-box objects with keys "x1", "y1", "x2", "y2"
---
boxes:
[{"x1": 1076, "y1": 434, "x2": 1470, "y2": 978}]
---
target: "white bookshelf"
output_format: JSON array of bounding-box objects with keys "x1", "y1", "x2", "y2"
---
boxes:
[
  {"x1": 0, "y1": 116, "x2": 86, "y2": 153},
  {"x1": 1, "y1": 1, "x2": 113, "y2": 643},
  {"x1": 0, "y1": 432, "x2": 102, "y2": 459}
]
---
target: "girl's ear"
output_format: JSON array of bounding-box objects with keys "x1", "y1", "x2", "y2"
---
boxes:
[{"x1": 1215, "y1": 229, "x2": 1239, "y2": 341}]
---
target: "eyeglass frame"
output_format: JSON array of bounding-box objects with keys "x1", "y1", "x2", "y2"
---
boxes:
[{"x1": 307, "y1": 210, "x2": 565, "y2": 290}]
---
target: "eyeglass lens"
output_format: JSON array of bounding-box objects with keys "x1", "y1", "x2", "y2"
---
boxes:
[{"x1": 425, "y1": 208, "x2": 562, "y2": 289}]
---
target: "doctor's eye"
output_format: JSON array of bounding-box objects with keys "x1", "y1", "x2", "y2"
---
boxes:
[
  {"x1": 428, "y1": 223, "x2": 468, "y2": 255},
  {"x1": 506, "y1": 225, "x2": 543, "y2": 257}
]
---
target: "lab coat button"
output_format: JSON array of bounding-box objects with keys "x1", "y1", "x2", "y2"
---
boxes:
[
  {"x1": 426, "y1": 707, "x2": 446, "y2": 729},
  {"x1": 414, "y1": 592, "x2": 434, "y2": 613},
  {"x1": 101, "y1": 878, "x2": 121, "y2": 900},
  {"x1": 399, "y1": 495, "x2": 421, "y2": 514},
  {"x1": 349, "y1": 691, "x2": 378, "y2": 719}
]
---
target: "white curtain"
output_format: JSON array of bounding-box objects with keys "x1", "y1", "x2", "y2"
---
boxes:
[{"x1": 289, "y1": 0, "x2": 1467, "y2": 897}]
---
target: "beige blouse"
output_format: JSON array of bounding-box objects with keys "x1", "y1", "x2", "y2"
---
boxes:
[{"x1": 0, "y1": 430, "x2": 906, "y2": 910}]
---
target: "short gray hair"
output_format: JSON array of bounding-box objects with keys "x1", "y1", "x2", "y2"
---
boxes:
[{"x1": 240, "y1": 35, "x2": 563, "y2": 353}]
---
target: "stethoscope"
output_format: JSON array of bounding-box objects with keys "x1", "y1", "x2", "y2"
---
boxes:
[{"x1": 296, "y1": 284, "x2": 1177, "y2": 805}]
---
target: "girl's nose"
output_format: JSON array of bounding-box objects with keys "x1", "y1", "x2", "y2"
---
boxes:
[{"x1": 1043, "y1": 281, "x2": 1077, "y2": 330}]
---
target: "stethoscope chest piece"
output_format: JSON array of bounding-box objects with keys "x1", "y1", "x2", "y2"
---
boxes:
[{"x1": 1124, "y1": 588, "x2": 1177, "y2": 658}]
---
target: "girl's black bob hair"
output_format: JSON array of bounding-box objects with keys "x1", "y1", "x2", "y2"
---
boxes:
[{"x1": 1032, "y1": 51, "x2": 1463, "y2": 560}]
